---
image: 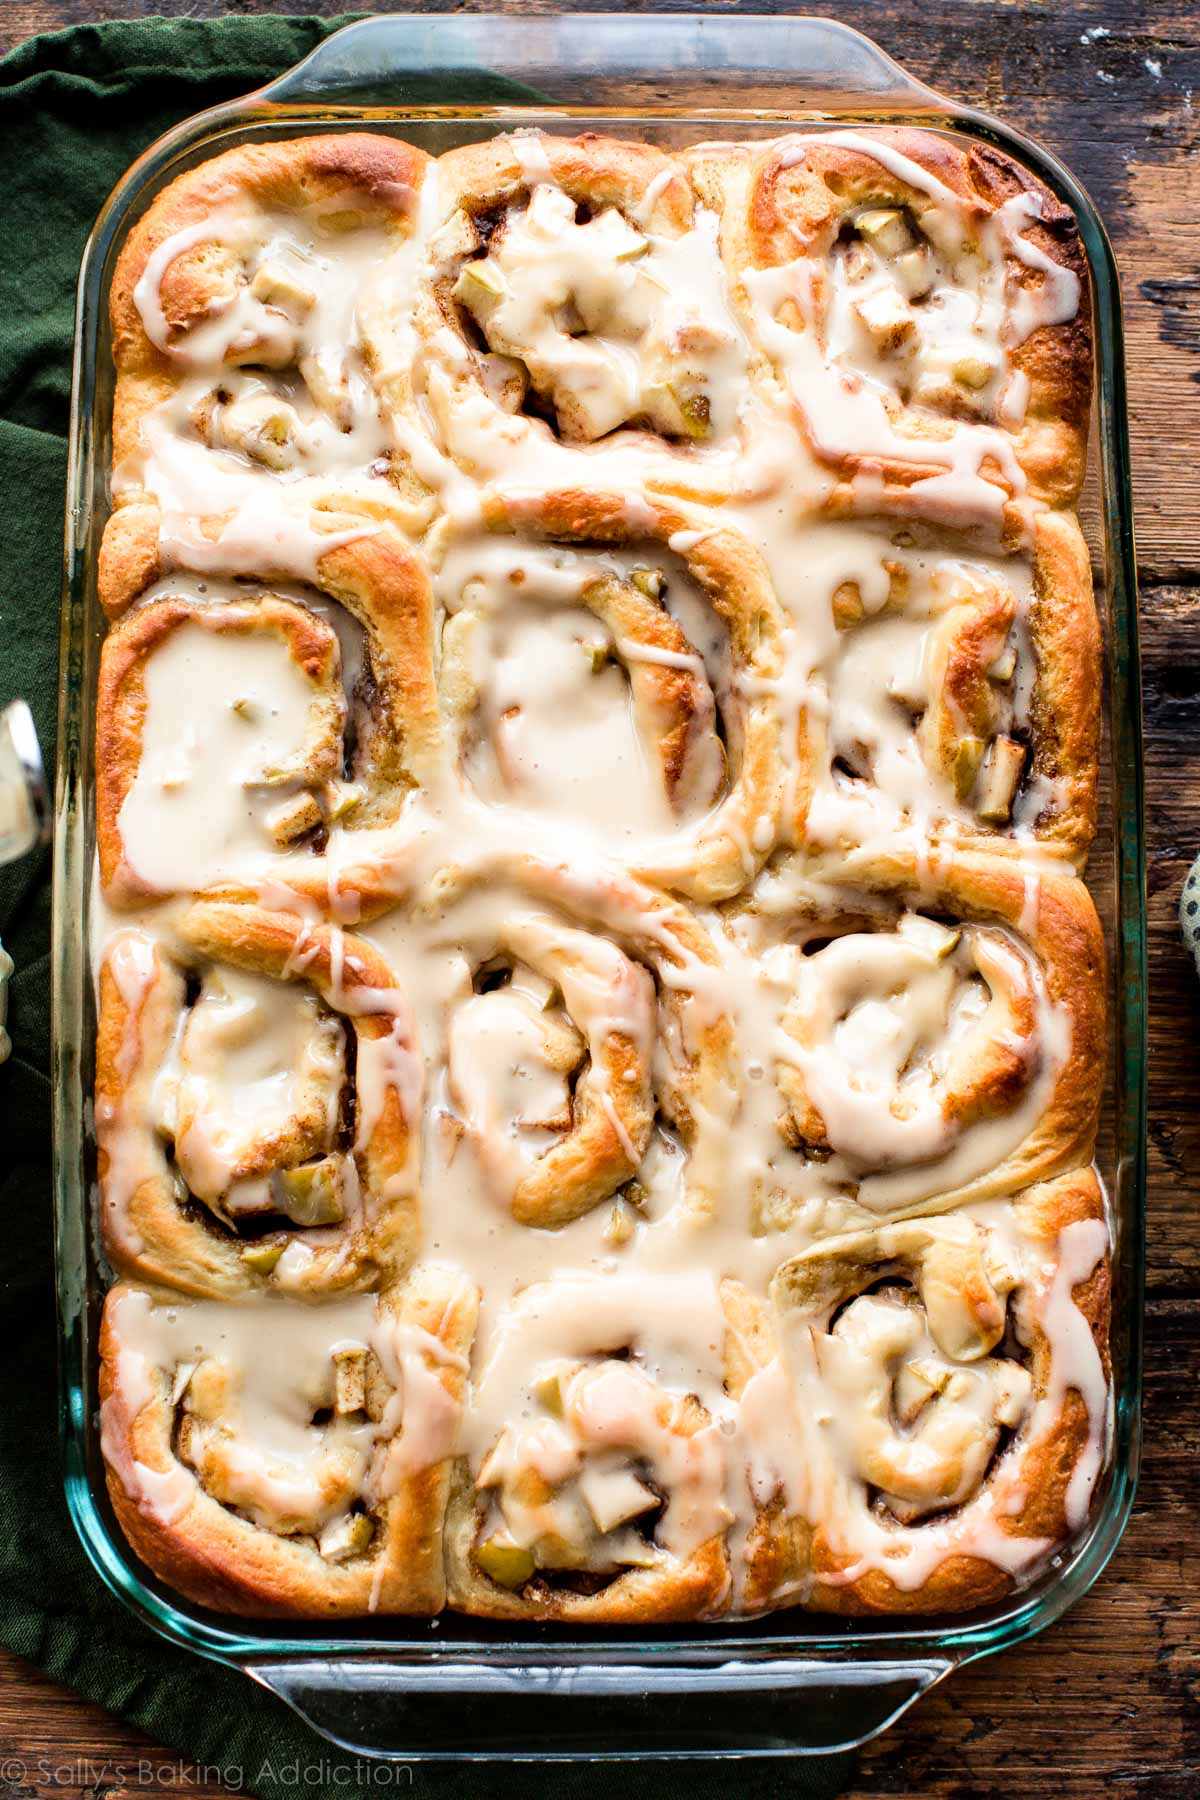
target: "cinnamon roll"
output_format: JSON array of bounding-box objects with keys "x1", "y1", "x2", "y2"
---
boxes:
[
  {"x1": 95, "y1": 505, "x2": 442, "y2": 909},
  {"x1": 786, "y1": 509, "x2": 1098, "y2": 865},
  {"x1": 722, "y1": 851, "x2": 1103, "y2": 1224},
  {"x1": 109, "y1": 133, "x2": 435, "y2": 539},
  {"x1": 443, "y1": 1271, "x2": 731, "y2": 1621},
  {"x1": 97, "y1": 595, "x2": 345, "y2": 904},
  {"x1": 469, "y1": 488, "x2": 786, "y2": 900},
  {"x1": 729, "y1": 1168, "x2": 1110, "y2": 1615},
  {"x1": 362, "y1": 131, "x2": 753, "y2": 500},
  {"x1": 98, "y1": 1263, "x2": 477, "y2": 1616},
  {"x1": 687, "y1": 130, "x2": 1090, "y2": 531},
  {"x1": 96, "y1": 904, "x2": 421, "y2": 1298},
  {"x1": 366, "y1": 853, "x2": 736, "y2": 1247}
]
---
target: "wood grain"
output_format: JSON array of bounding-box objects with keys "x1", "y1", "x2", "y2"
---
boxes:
[{"x1": 1, "y1": 2, "x2": 1196, "y2": 1796}]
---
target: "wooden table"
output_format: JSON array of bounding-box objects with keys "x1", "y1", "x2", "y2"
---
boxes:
[{"x1": 2, "y1": 1, "x2": 1197, "y2": 1795}]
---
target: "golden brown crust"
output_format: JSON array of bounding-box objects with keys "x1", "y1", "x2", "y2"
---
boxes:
[
  {"x1": 438, "y1": 132, "x2": 694, "y2": 235},
  {"x1": 415, "y1": 852, "x2": 737, "y2": 1229},
  {"x1": 443, "y1": 1464, "x2": 729, "y2": 1625},
  {"x1": 360, "y1": 130, "x2": 749, "y2": 501},
  {"x1": 92, "y1": 127, "x2": 1107, "y2": 1627},
  {"x1": 95, "y1": 501, "x2": 444, "y2": 914},
  {"x1": 1017, "y1": 509, "x2": 1101, "y2": 860},
  {"x1": 791, "y1": 508, "x2": 1099, "y2": 869}
]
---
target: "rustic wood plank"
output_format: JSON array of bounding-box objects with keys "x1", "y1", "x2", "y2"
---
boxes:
[{"x1": 0, "y1": 2, "x2": 1192, "y2": 1796}]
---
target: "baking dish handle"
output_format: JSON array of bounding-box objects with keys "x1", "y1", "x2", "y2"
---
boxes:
[
  {"x1": 253, "y1": 14, "x2": 954, "y2": 113},
  {"x1": 247, "y1": 1653, "x2": 953, "y2": 1758}
]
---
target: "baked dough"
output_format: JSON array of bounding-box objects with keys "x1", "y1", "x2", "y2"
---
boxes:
[{"x1": 94, "y1": 126, "x2": 1108, "y2": 1619}]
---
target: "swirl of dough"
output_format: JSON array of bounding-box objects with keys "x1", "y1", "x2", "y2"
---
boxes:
[
  {"x1": 444, "y1": 1270, "x2": 733, "y2": 1622},
  {"x1": 98, "y1": 1266, "x2": 477, "y2": 1616},
  {"x1": 687, "y1": 129, "x2": 1091, "y2": 530},
  {"x1": 109, "y1": 132, "x2": 434, "y2": 528},
  {"x1": 726, "y1": 1172, "x2": 1110, "y2": 1617},
  {"x1": 96, "y1": 903, "x2": 422, "y2": 1299},
  {"x1": 477, "y1": 487, "x2": 787, "y2": 900}
]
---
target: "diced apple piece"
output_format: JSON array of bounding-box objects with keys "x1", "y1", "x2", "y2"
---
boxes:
[
  {"x1": 211, "y1": 392, "x2": 302, "y2": 471},
  {"x1": 995, "y1": 1365, "x2": 1033, "y2": 1427},
  {"x1": 856, "y1": 207, "x2": 914, "y2": 258},
  {"x1": 475, "y1": 1536, "x2": 536, "y2": 1589},
  {"x1": 241, "y1": 1241, "x2": 284, "y2": 1276},
  {"x1": 604, "y1": 1201, "x2": 635, "y2": 1248},
  {"x1": 333, "y1": 1347, "x2": 367, "y2": 1415},
  {"x1": 479, "y1": 352, "x2": 527, "y2": 414},
  {"x1": 533, "y1": 1367, "x2": 570, "y2": 1416},
  {"x1": 643, "y1": 380, "x2": 711, "y2": 441},
  {"x1": 951, "y1": 734, "x2": 985, "y2": 802},
  {"x1": 953, "y1": 355, "x2": 994, "y2": 392},
  {"x1": 892, "y1": 247, "x2": 934, "y2": 301},
  {"x1": 319, "y1": 1512, "x2": 374, "y2": 1562},
  {"x1": 852, "y1": 286, "x2": 916, "y2": 355},
  {"x1": 264, "y1": 790, "x2": 323, "y2": 849},
  {"x1": 831, "y1": 580, "x2": 865, "y2": 631},
  {"x1": 299, "y1": 351, "x2": 353, "y2": 431},
  {"x1": 250, "y1": 262, "x2": 316, "y2": 315},
  {"x1": 897, "y1": 915, "x2": 962, "y2": 961},
  {"x1": 276, "y1": 1159, "x2": 345, "y2": 1227},
  {"x1": 475, "y1": 1430, "x2": 512, "y2": 1491},
  {"x1": 976, "y1": 734, "x2": 1026, "y2": 824},
  {"x1": 316, "y1": 209, "x2": 365, "y2": 235},
  {"x1": 630, "y1": 568, "x2": 664, "y2": 601},
  {"x1": 894, "y1": 1357, "x2": 950, "y2": 1426},
  {"x1": 429, "y1": 208, "x2": 482, "y2": 264},
  {"x1": 585, "y1": 208, "x2": 649, "y2": 262},
  {"x1": 579, "y1": 1466, "x2": 659, "y2": 1535},
  {"x1": 324, "y1": 780, "x2": 364, "y2": 825},
  {"x1": 525, "y1": 184, "x2": 576, "y2": 235},
  {"x1": 988, "y1": 646, "x2": 1017, "y2": 683},
  {"x1": 551, "y1": 346, "x2": 635, "y2": 442},
  {"x1": 453, "y1": 259, "x2": 508, "y2": 320}
]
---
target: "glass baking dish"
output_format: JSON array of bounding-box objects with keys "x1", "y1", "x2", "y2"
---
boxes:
[{"x1": 51, "y1": 13, "x2": 1146, "y2": 1761}]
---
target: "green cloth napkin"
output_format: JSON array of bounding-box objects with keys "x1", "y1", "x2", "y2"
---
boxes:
[{"x1": 0, "y1": 18, "x2": 856, "y2": 1797}]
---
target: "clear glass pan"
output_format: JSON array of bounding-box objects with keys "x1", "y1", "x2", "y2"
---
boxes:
[{"x1": 52, "y1": 13, "x2": 1146, "y2": 1761}]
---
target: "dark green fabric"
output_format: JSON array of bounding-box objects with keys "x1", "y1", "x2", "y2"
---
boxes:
[{"x1": 0, "y1": 18, "x2": 856, "y2": 1797}]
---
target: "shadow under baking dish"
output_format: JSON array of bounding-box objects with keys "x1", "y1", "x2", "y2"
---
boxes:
[{"x1": 52, "y1": 12, "x2": 1146, "y2": 1761}]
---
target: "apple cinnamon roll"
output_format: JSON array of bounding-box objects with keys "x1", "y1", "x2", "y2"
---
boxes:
[
  {"x1": 95, "y1": 506, "x2": 443, "y2": 908},
  {"x1": 724, "y1": 851, "x2": 1103, "y2": 1225},
  {"x1": 364, "y1": 131, "x2": 751, "y2": 498},
  {"x1": 469, "y1": 488, "x2": 786, "y2": 899},
  {"x1": 98, "y1": 1264, "x2": 477, "y2": 1616},
  {"x1": 109, "y1": 133, "x2": 435, "y2": 536},
  {"x1": 374, "y1": 852, "x2": 736, "y2": 1246},
  {"x1": 96, "y1": 904, "x2": 421, "y2": 1299},
  {"x1": 687, "y1": 130, "x2": 1090, "y2": 529},
  {"x1": 444, "y1": 1271, "x2": 732, "y2": 1621},
  {"x1": 97, "y1": 595, "x2": 346, "y2": 903},
  {"x1": 790, "y1": 510, "x2": 1098, "y2": 865},
  {"x1": 729, "y1": 1168, "x2": 1110, "y2": 1615}
]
